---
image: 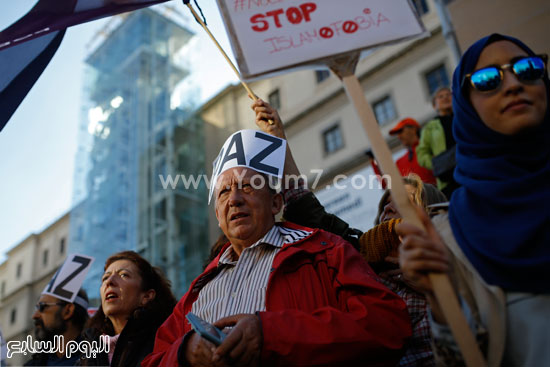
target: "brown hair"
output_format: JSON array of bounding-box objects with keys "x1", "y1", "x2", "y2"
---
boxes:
[
  {"x1": 87, "y1": 251, "x2": 176, "y2": 335},
  {"x1": 403, "y1": 174, "x2": 426, "y2": 210}
]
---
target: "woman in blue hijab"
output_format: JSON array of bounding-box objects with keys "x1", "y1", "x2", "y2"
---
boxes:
[{"x1": 397, "y1": 34, "x2": 549, "y2": 366}]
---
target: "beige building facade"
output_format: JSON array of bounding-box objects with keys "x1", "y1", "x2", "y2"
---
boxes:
[
  {"x1": 0, "y1": 212, "x2": 69, "y2": 366},
  {"x1": 449, "y1": 0, "x2": 550, "y2": 57}
]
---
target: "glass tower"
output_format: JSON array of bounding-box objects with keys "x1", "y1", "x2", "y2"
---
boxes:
[{"x1": 70, "y1": 8, "x2": 209, "y2": 300}]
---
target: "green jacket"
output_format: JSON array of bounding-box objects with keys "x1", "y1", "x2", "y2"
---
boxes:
[{"x1": 417, "y1": 118, "x2": 448, "y2": 190}]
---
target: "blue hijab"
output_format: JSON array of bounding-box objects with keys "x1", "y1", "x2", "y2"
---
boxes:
[{"x1": 449, "y1": 34, "x2": 550, "y2": 293}]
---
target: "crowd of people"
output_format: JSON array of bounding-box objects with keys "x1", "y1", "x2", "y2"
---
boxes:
[{"x1": 23, "y1": 33, "x2": 548, "y2": 367}]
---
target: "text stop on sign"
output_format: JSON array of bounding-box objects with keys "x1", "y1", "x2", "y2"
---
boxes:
[
  {"x1": 250, "y1": 3, "x2": 317, "y2": 31},
  {"x1": 217, "y1": 0, "x2": 426, "y2": 79}
]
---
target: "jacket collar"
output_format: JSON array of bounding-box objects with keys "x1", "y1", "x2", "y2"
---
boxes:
[{"x1": 194, "y1": 222, "x2": 324, "y2": 290}]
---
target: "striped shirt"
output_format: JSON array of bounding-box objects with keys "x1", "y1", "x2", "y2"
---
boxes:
[{"x1": 191, "y1": 225, "x2": 312, "y2": 323}]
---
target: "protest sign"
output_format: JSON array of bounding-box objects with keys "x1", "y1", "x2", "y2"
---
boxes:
[
  {"x1": 216, "y1": 0, "x2": 425, "y2": 78},
  {"x1": 42, "y1": 254, "x2": 94, "y2": 303},
  {"x1": 209, "y1": 129, "x2": 287, "y2": 203}
]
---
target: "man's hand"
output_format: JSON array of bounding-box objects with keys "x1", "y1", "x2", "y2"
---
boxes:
[
  {"x1": 212, "y1": 314, "x2": 262, "y2": 367},
  {"x1": 251, "y1": 99, "x2": 285, "y2": 139},
  {"x1": 184, "y1": 332, "x2": 227, "y2": 367},
  {"x1": 251, "y1": 98, "x2": 303, "y2": 180}
]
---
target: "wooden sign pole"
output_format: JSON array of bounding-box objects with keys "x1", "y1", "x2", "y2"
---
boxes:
[
  {"x1": 185, "y1": 2, "x2": 273, "y2": 124},
  {"x1": 186, "y1": 3, "x2": 255, "y2": 98},
  {"x1": 331, "y1": 58, "x2": 485, "y2": 367}
]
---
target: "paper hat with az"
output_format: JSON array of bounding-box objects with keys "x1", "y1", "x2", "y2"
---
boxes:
[
  {"x1": 208, "y1": 129, "x2": 287, "y2": 203},
  {"x1": 42, "y1": 254, "x2": 94, "y2": 309}
]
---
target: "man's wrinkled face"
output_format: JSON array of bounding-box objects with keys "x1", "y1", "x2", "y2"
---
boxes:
[
  {"x1": 215, "y1": 167, "x2": 282, "y2": 247},
  {"x1": 31, "y1": 294, "x2": 67, "y2": 342}
]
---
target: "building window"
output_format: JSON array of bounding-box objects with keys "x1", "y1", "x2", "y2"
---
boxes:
[
  {"x1": 323, "y1": 124, "x2": 344, "y2": 154},
  {"x1": 315, "y1": 70, "x2": 330, "y2": 83},
  {"x1": 373, "y1": 96, "x2": 397, "y2": 125},
  {"x1": 10, "y1": 308, "x2": 16, "y2": 325},
  {"x1": 43, "y1": 249, "x2": 49, "y2": 266},
  {"x1": 268, "y1": 89, "x2": 281, "y2": 110},
  {"x1": 16, "y1": 263, "x2": 22, "y2": 279},
  {"x1": 1, "y1": 281, "x2": 5, "y2": 297},
  {"x1": 411, "y1": 0, "x2": 429, "y2": 15},
  {"x1": 59, "y1": 238, "x2": 65, "y2": 254},
  {"x1": 425, "y1": 64, "x2": 450, "y2": 96}
]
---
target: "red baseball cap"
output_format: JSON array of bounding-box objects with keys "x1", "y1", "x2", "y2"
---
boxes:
[{"x1": 389, "y1": 118, "x2": 420, "y2": 135}]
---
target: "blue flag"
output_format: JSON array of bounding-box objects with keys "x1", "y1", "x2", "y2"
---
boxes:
[{"x1": 0, "y1": 0, "x2": 170, "y2": 132}]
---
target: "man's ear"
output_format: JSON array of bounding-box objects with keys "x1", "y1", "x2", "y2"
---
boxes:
[
  {"x1": 141, "y1": 289, "x2": 156, "y2": 307},
  {"x1": 271, "y1": 193, "x2": 283, "y2": 216},
  {"x1": 62, "y1": 303, "x2": 75, "y2": 321}
]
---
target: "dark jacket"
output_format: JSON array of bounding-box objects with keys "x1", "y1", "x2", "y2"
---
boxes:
[
  {"x1": 79, "y1": 313, "x2": 159, "y2": 367},
  {"x1": 24, "y1": 336, "x2": 84, "y2": 366},
  {"x1": 25, "y1": 352, "x2": 81, "y2": 366}
]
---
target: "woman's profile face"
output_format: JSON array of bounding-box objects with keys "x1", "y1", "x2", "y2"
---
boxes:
[
  {"x1": 469, "y1": 41, "x2": 547, "y2": 135},
  {"x1": 101, "y1": 259, "x2": 149, "y2": 320}
]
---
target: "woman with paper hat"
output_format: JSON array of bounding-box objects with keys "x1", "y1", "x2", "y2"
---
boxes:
[
  {"x1": 397, "y1": 34, "x2": 550, "y2": 366},
  {"x1": 80, "y1": 251, "x2": 176, "y2": 367}
]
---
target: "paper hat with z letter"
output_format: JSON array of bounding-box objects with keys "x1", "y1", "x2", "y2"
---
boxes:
[
  {"x1": 42, "y1": 254, "x2": 94, "y2": 308},
  {"x1": 209, "y1": 129, "x2": 287, "y2": 203}
]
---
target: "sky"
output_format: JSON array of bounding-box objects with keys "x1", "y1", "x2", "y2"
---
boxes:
[{"x1": 0, "y1": 1, "x2": 238, "y2": 259}]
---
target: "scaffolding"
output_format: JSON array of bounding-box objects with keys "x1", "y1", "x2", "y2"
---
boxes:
[{"x1": 70, "y1": 7, "x2": 209, "y2": 300}]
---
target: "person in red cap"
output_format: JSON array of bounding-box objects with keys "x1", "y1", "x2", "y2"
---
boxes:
[{"x1": 371, "y1": 118, "x2": 436, "y2": 186}]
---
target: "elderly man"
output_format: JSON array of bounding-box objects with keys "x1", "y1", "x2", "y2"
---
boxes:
[
  {"x1": 143, "y1": 132, "x2": 411, "y2": 367},
  {"x1": 25, "y1": 289, "x2": 89, "y2": 366}
]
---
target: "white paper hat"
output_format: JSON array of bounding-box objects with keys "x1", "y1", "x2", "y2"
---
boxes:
[{"x1": 209, "y1": 129, "x2": 286, "y2": 203}]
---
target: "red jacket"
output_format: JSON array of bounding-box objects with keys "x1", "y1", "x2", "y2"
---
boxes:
[
  {"x1": 371, "y1": 143, "x2": 437, "y2": 187},
  {"x1": 142, "y1": 223, "x2": 411, "y2": 367}
]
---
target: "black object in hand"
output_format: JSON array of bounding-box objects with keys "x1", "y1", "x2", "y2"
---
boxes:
[{"x1": 186, "y1": 312, "x2": 226, "y2": 346}]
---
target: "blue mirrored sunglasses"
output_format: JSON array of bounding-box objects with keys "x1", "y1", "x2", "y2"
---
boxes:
[{"x1": 463, "y1": 55, "x2": 547, "y2": 92}]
